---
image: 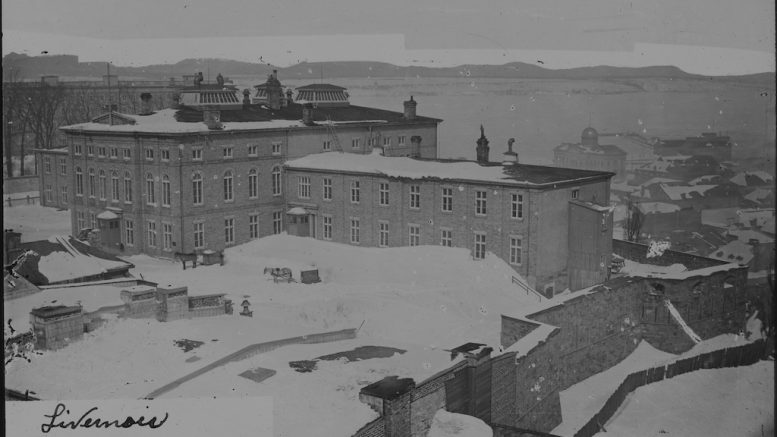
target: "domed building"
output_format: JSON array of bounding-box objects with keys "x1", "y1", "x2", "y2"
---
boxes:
[{"x1": 553, "y1": 127, "x2": 627, "y2": 181}]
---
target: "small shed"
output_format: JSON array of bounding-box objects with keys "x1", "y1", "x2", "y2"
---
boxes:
[{"x1": 30, "y1": 305, "x2": 84, "y2": 350}]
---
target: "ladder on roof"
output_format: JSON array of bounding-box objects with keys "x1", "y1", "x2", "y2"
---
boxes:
[{"x1": 324, "y1": 115, "x2": 343, "y2": 152}]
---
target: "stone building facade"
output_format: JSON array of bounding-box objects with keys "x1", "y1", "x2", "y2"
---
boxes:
[
  {"x1": 554, "y1": 127, "x2": 627, "y2": 181},
  {"x1": 284, "y1": 131, "x2": 615, "y2": 294},
  {"x1": 54, "y1": 73, "x2": 441, "y2": 257}
]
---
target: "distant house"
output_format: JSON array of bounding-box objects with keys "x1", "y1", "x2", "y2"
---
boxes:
[
  {"x1": 655, "y1": 183, "x2": 741, "y2": 209},
  {"x1": 553, "y1": 128, "x2": 627, "y2": 181},
  {"x1": 635, "y1": 201, "x2": 701, "y2": 238},
  {"x1": 710, "y1": 235, "x2": 773, "y2": 273},
  {"x1": 653, "y1": 132, "x2": 732, "y2": 163},
  {"x1": 729, "y1": 171, "x2": 775, "y2": 188},
  {"x1": 743, "y1": 188, "x2": 775, "y2": 208},
  {"x1": 701, "y1": 207, "x2": 776, "y2": 231}
]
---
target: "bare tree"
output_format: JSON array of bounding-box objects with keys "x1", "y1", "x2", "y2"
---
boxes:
[
  {"x1": 25, "y1": 82, "x2": 66, "y2": 150},
  {"x1": 2, "y1": 70, "x2": 32, "y2": 177},
  {"x1": 625, "y1": 198, "x2": 643, "y2": 242}
]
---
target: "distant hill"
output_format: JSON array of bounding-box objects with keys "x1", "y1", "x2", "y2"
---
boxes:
[{"x1": 3, "y1": 53, "x2": 774, "y2": 85}]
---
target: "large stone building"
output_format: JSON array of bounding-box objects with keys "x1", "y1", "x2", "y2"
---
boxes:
[
  {"x1": 553, "y1": 128, "x2": 627, "y2": 181},
  {"x1": 44, "y1": 72, "x2": 441, "y2": 257},
  {"x1": 284, "y1": 129, "x2": 615, "y2": 294}
]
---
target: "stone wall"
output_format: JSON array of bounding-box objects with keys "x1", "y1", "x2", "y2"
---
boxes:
[
  {"x1": 352, "y1": 418, "x2": 385, "y2": 437},
  {"x1": 613, "y1": 239, "x2": 727, "y2": 269}
]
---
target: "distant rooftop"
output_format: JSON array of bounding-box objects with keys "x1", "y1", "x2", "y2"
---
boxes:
[
  {"x1": 60, "y1": 100, "x2": 441, "y2": 134},
  {"x1": 285, "y1": 152, "x2": 614, "y2": 188}
]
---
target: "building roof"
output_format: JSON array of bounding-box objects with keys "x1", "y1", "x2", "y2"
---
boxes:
[
  {"x1": 296, "y1": 83, "x2": 348, "y2": 91},
  {"x1": 688, "y1": 175, "x2": 722, "y2": 185},
  {"x1": 744, "y1": 188, "x2": 774, "y2": 205},
  {"x1": 30, "y1": 305, "x2": 82, "y2": 319},
  {"x1": 642, "y1": 177, "x2": 682, "y2": 187},
  {"x1": 701, "y1": 207, "x2": 775, "y2": 229},
  {"x1": 60, "y1": 101, "x2": 441, "y2": 135},
  {"x1": 730, "y1": 171, "x2": 775, "y2": 187},
  {"x1": 637, "y1": 202, "x2": 681, "y2": 214},
  {"x1": 660, "y1": 184, "x2": 717, "y2": 201},
  {"x1": 727, "y1": 229, "x2": 774, "y2": 244},
  {"x1": 360, "y1": 376, "x2": 415, "y2": 400},
  {"x1": 554, "y1": 142, "x2": 627, "y2": 156},
  {"x1": 709, "y1": 240, "x2": 754, "y2": 265},
  {"x1": 284, "y1": 152, "x2": 614, "y2": 188}
]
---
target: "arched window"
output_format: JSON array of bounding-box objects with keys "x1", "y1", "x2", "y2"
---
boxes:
[
  {"x1": 649, "y1": 282, "x2": 665, "y2": 295},
  {"x1": 223, "y1": 170, "x2": 233, "y2": 201},
  {"x1": 88, "y1": 168, "x2": 96, "y2": 197},
  {"x1": 161, "y1": 175, "x2": 171, "y2": 207},
  {"x1": 692, "y1": 281, "x2": 703, "y2": 295},
  {"x1": 723, "y1": 276, "x2": 736, "y2": 289},
  {"x1": 146, "y1": 173, "x2": 156, "y2": 205},
  {"x1": 124, "y1": 171, "x2": 133, "y2": 203},
  {"x1": 248, "y1": 168, "x2": 258, "y2": 199},
  {"x1": 111, "y1": 171, "x2": 120, "y2": 202},
  {"x1": 98, "y1": 170, "x2": 106, "y2": 200},
  {"x1": 271, "y1": 166, "x2": 281, "y2": 196},
  {"x1": 192, "y1": 172, "x2": 203, "y2": 205},
  {"x1": 75, "y1": 167, "x2": 83, "y2": 195}
]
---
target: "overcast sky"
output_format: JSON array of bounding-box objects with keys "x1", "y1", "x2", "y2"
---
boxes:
[{"x1": 2, "y1": 0, "x2": 774, "y2": 75}]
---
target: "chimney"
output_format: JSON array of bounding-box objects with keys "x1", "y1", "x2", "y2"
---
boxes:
[
  {"x1": 242, "y1": 89, "x2": 251, "y2": 109},
  {"x1": 267, "y1": 70, "x2": 282, "y2": 110},
  {"x1": 410, "y1": 135, "x2": 422, "y2": 158},
  {"x1": 139, "y1": 92, "x2": 153, "y2": 115},
  {"x1": 403, "y1": 96, "x2": 417, "y2": 121},
  {"x1": 302, "y1": 103, "x2": 315, "y2": 126},
  {"x1": 203, "y1": 106, "x2": 223, "y2": 130},
  {"x1": 476, "y1": 125, "x2": 490, "y2": 164},
  {"x1": 502, "y1": 138, "x2": 518, "y2": 165},
  {"x1": 286, "y1": 88, "x2": 294, "y2": 103}
]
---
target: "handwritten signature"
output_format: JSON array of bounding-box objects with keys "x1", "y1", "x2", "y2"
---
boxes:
[{"x1": 41, "y1": 402, "x2": 168, "y2": 433}]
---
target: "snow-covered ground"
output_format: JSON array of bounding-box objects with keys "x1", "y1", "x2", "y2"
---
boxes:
[
  {"x1": 5, "y1": 234, "x2": 542, "y2": 437},
  {"x1": 595, "y1": 361, "x2": 774, "y2": 437},
  {"x1": 553, "y1": 334, "x2": 768, "y2": 436},
  {"x1": 3, "y1": 204, "x2": 71, "y2": 242}
]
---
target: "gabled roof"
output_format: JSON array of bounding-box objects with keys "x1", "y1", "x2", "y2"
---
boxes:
[
  {"x1": 730, "y1": 171, "x2": 775, "y2": 187},
  {"x1": 637, "y1": 202, "x2": 681, "y2": 214},
  {"x1": 660, "y1": 184, "x2": 717, "y2": 201},
  {"x1": 710, "y1": 240, "x2": 754, "y2": 265},
  {"x1": 91, "y1": 112, "x2": 137, "y2": 125}
]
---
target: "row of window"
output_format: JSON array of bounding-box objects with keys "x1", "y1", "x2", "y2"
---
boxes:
[
  {"x1": 75, "y1": 166, "x2": 284, "y2": 206},
  {"x1": 323, "y1": 216, "x2": 523, "y2": 265},
  {"x1": 344, "y1": 135, "x2": 407, "y2": 151},
  {"x1": 43, "y1": 156, "x2": 69, "y2": 175},
  {"x1": 74, "y1": 143, "x2": 283, "y2": 161},
  {"x1": 299, "y1": 178, "x2": 526, "y2": 218},
  {"x1": 43, "y1": 184, "x2": 69, "y2": 204},
  {"x1": 76, "y1": 212, "x2": 285, "y2": 250}
]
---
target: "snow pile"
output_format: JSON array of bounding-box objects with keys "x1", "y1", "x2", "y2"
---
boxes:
[
  {"x1": 36, "y1": 236, "x2": 130, "y2": 283},
  {"x1": 594, "y1": 361, "x2": 774, "y2": 437},
  {"x1": 554, "y1": 334, "x2": 764, "y2": 436},
  {"x1": 646, "y1": 240, "x2": 671, "y2": 258},
  {"x1": 7, "y1": 234, "x2": 540, "y2": 437},
  {"x1": 428, "y1": 409, "x2": 493, "y2": 437},
  {"x1": 3, "y1": 204, "x2": 71, "y2": 242}
]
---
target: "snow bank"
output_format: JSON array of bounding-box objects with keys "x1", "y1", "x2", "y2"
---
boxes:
[
  {"x1": 3, "y1": 204, "x2": 71, "y2": 242},
  {"x1": 428, "y1": 409, "x2": 493, "y2": 437},
  {"x1": 596, "y1": 361, "x2": 774, "y2": 437}
]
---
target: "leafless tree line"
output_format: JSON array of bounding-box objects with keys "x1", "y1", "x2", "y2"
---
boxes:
[{"x1": 3, "y1": 69, "x2": 172, "y2": 178}]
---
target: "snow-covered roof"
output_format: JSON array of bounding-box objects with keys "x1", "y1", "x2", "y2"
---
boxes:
[
  {"x1": 730, "y1": 171, "x2": 775, "y2": 187},
  {"x1": 688, "y1": 175, "x2": 721, "y2": 185},
  {"x1": 639, "y1": 160, "x2": 672, "y2": 173},
  {"x1": 660, "y1": 184, "x2": 717, "y2": 201},
  {"x1": 61, "y1": 109, "x2": 306, "y2": 134},
  {"x1": 284, "y1": 152, "x2": 612, "y2": 187},
  {"x1": 710, "y1": 240, "x2": 755, "y2": 264},
  {"x1": 620, "y1": 258, "x2": 741, "y2": 280},
  {"x1": 96, "y1": 210, "x2": 119, "y2": 220},
  {"x1": 642, "y1": 177, "x2": 682, "y2": 187},
  {"x1": 744, "y1": 188, "x2": 774, "y2": 204},
  {"x1": 727, "y1": 229, "x2": 774, "y2": 244},
  {"x1": 637, "y1": 202, "x2": 681, "y2": 214}
]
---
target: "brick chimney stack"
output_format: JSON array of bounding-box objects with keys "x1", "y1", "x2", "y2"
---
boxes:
[
  {"x1": 502, "y1": 138, "x2": 518, "y2": 165},
  {"x1": 476, "y1": 125, "x2": 490, "y2": 164},
  {"x1": 203, "y1": 106, "x2": 223, "y2": 130},
  {"x1": 403, "y1": 96, "x2": 417, "y2": 121},
  {"x1": 139, "y1": 93, "x2": 153, "y2": 115},
  {"x1": 302, "y1": 103, "x2": 315, "y2": 126}
]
